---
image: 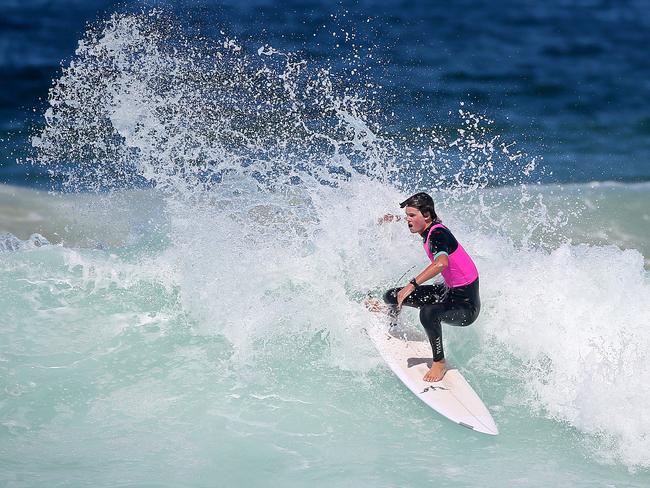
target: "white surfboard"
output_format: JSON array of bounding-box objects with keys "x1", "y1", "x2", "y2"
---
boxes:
[{"x1": 367, "y1": 325, "x2": 498, "y2": 435}]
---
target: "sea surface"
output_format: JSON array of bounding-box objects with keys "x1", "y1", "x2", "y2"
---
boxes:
[{"x1": 1, "y1": 1, "x2": 649, "y2": 487}]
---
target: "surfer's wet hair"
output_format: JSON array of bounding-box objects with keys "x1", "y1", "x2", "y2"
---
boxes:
[{"x1": 400, "y1": 192, "x2": 439, "y2": 222}]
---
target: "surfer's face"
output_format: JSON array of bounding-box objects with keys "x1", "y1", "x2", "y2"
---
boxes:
[{"x1": 404, "y1": 206, "x2": 431, "y2": 234}]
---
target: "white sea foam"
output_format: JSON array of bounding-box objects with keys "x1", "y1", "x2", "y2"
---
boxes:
[
  {"x1": 0, "y1": 232, "x2": 49, "y2": 252},
  {"x1": 477, "y1": 234, "x2": 650, "y2": 466}
]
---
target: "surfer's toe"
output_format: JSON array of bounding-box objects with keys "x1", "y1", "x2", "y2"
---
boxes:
[{"x1": 423, "y1": 362, "x2": 447, "y2": 382}]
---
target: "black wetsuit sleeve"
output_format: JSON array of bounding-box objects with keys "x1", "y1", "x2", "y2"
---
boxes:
[{"x1": 426, "y1": 228, "x2": 458, "y2": 258}]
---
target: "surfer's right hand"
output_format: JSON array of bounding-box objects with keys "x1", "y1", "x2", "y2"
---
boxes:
[{"x1": 377, "y1": 214, "x2": 400, "y2": 225}]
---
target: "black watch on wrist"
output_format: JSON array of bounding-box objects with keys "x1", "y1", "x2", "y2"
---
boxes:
[{"x1": 409, "y1": 278, "x2": 419, "y2": 288}]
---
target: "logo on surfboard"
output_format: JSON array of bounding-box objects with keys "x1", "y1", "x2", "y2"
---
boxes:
[{"x1": 420, "y1": 386, "x2": 449, "y2": 394}]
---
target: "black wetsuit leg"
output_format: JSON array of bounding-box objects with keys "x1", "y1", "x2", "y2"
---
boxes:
[{"x1": 383, "y1": 279, "x2": 481, "y2": 361}]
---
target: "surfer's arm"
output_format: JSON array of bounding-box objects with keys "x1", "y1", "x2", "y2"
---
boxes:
[
  {"x1": 413, "y1": 254, "x2": 448, "y2": 285},
  {"x1": 396, "y1": 255, "x2": 448, "y2": 306}
]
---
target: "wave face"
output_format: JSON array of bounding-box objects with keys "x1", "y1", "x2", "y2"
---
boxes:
[{"x1": 1, "y1": 11, "x2": 649, "y2": 486}]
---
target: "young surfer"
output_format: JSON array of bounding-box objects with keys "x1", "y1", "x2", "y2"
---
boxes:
[{"x1": 370, "y1": 192, "x2": 481, "y2": 382}]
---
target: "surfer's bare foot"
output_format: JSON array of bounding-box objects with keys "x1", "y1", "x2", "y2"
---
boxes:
[
  {"x1": 364, "y1": 298, "x2": 389, "y2": 313},
  {"x1": 423, "y1": 360, "x2": 447, "y2": 382}
]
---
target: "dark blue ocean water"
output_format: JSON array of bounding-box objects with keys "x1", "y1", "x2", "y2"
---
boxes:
[{"x1": 2, "y1": 0, "x2": 649, "y2": 187}]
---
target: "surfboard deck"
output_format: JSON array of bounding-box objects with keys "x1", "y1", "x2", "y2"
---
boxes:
[{"x1": 367, "y1": 325, "x2": 498, "y2": 435}]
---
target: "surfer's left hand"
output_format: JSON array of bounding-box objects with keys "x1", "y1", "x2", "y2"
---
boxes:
[
  {"x1": 364, "y1": 297, "x2": 388, "y2": 313},
  {"x1": 396, "y1": 284, "x2": 415, "y2": 308}
]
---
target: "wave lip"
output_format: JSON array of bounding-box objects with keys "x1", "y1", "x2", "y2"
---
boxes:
[{"x1": 0, "y1": 232, "x2": 49, "y2": 252}]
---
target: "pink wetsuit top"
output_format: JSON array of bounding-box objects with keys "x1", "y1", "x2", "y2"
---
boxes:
[{"x1": 423, "y1": 224, "x2": 478, "y2": 288}]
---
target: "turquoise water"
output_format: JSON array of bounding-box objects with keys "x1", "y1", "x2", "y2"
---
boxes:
[
  {"x1": 1, "y1": 181, "x2": 649, "y2": 487},
  {"x1": 2, "y1": 10, "x2": 650, "y2": 487}
]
